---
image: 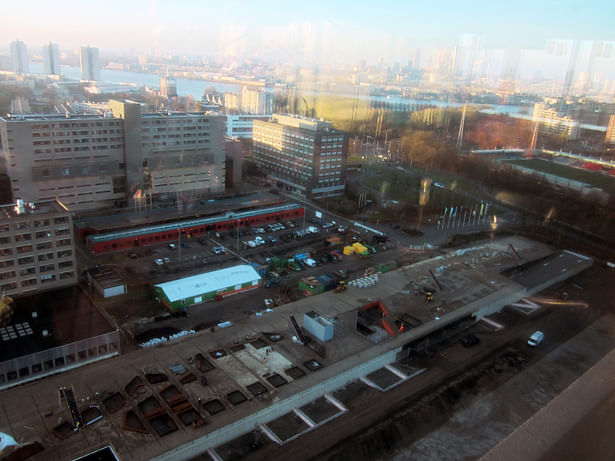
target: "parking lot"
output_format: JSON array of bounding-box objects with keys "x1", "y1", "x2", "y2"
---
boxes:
[{"x1": 75, "y1": 212, "x2": 411, "y2": 332}]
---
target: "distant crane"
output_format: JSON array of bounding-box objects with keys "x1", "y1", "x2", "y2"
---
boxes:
[
  {"x1": 525, "y1": 118, "x2": 539, "y2": 158},
  {"x1": 456, "y1": 103, "x2": 467, "y2": 153}
]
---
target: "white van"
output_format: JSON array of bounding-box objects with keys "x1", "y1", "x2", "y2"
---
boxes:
[
  {"x1": 528, "y1": 331, "x2": 544, "y2": 347},
  {"x1": 304, "y1": 258, "x2": 317, "y2": 268}
]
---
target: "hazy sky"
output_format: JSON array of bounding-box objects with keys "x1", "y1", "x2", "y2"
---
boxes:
[{"x1": 1, "y1": 0, "x2": 614, "y2": 63}]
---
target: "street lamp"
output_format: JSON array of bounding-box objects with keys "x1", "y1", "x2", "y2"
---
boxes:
[{"x1": 177, "y1": 226, "x2": 181, "y2": 262}]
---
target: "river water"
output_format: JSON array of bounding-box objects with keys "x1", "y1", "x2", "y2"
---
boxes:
[{"x1": 28, "y1": 62, "x2": 524, "y2": 113}]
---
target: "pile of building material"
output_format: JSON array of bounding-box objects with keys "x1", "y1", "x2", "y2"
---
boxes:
[
  {"x1": 140, "y1": 330, "x2": 196, "y2": 348},
  {"x1": 348, "y1": 274, "x2": 379, "y2": 288}
]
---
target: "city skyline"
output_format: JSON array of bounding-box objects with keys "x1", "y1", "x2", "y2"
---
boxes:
[{"x1": 1, "y1": 0, "x2": 614, "y2": 63}]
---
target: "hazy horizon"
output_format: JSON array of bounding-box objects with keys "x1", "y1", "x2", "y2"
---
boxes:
[{"x1": 2, "y1": 0, "x2": 614, "y2": 62}]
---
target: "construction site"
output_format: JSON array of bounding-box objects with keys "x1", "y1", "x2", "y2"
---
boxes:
[{"x1": 0, "y1": 235, "x2": 598, "y2": 461}]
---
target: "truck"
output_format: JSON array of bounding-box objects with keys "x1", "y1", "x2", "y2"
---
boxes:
[{"x1": 295, "y1": 252, "x2": 310, "y2": 262}]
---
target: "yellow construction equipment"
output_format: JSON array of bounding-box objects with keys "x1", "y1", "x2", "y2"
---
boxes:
[{"x1": 335, "y1": 281, "x2": 348, "y2": 292}]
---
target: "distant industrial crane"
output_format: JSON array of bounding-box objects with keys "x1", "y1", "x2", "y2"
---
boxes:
[
  {"x1": 526, "y1": 118, "x2": 539, "y2": 158},
  {"x1": 456, "y1": 103, "x2": 467, "y2": 153}
]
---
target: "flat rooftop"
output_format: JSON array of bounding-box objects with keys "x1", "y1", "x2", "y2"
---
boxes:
[
  {"x1": 0, "y1": 200, "x2": 69, "y2": 220},
  {"x1": 0, "y1": 236, "x2": 593, "y2": 461},
  {"x1": 74, "y1": 192, "x2": 283, "y2": 234},
  {"x1": 0, "y1": 287, "x2": 116, "y2": 363}
]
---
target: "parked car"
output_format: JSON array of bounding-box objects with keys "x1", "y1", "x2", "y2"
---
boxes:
[
  {"x1": 528, "y1": 331, "x2": 544, "y2": 347},
  {"x1": 264, "y1": 278, "x2": 281, "y2": 288},
  {"x1": 321, "y1": 222, "x2": 334, "y2": 229},
  {"x1": 168, "y1": 243, "x2": 177, "y2": 250},
  {"x1": 163, "y1": 257, "x2": 170, "y2": 264},
  {"x1": 155, "y1": 258, "x2": 164, "y2": 266},
  {"x1": 212, "y1": 246, "x2": 227, "y2": 255},
  {"x1": 460, "y1": 333, "x2": 480, "y2": 347},
  {"x1": 286, "y1": 221, "x2": 296, "y2": 228},
  {"x1": 304, "y1": 258, "x2": 317, "y2": 268}
]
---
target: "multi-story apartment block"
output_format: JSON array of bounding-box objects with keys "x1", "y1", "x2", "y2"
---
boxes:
[
  {"x1": 606, "y1": 114, "x2": 615, "y2": 145},
  {"x1": 0, "y1": 113, "x2": 127, "y2": 210},
  {"x1": 135, "y1": 108, "x2": 226, "y2": 199},
  {"x1": 0, "y1": 100, "x2": 226, "y2": 211},
  {"x1": 160, "y1": 75, "x2": 178, "y2": 98},
  {"x1": 0, "y1": 199, "x2": 76, "y2": 296},
  {"x1": 240, "y1": 86, "x2": 273, "y2": 115},
  {"x1": 80, "y1": 46, "x2": 100, "y2": 81},
  {"x1": 42, "y1": 42, "x2": 60, "y2": 75},
  {"x1": 252, "y1": 114, "x2": 347, "y2": 199},
  {"x1": 533, "y1": 103, "x2": 580, "y2": 139},
  {"x1": 224, "y1": 92, "x2": 241, "y2": 112},
  {"x1": 10, "y1": 40, "x2": 29, "y2": 74}
]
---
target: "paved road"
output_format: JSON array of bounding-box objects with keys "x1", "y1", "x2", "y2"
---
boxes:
[{"x1": 281, "y1": 191, "x2": 516, "y2": 250}]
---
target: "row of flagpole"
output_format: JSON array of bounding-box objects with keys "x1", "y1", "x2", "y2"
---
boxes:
[{"x1": 437, "y1": 202, "x2": 490, "y2": 230}]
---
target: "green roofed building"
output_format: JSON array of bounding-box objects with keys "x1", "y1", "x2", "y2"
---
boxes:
[{"x1": 154, "y1": 264, "x2": 261, "y2": 311}]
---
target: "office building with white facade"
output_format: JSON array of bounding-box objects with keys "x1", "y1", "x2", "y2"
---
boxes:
[{"x1": 226, "y1": 114, "x2": 271, "y2": 139}]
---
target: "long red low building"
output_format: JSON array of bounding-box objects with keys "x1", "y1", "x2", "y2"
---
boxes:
[{"x1": 86, "y1": 203, "x2": 304, "y2": 254}]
